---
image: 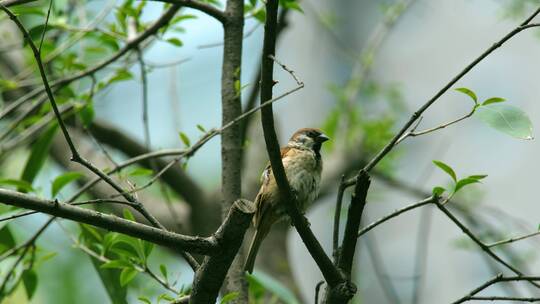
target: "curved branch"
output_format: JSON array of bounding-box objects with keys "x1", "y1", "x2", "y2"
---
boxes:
[{"x1": 151, "y1": 0, "x2": 226, "y2": 23}]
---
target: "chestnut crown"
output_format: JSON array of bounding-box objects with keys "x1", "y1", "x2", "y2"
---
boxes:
[{"x1": 287, "y1": 128, "x2": 330, "y2": 154}]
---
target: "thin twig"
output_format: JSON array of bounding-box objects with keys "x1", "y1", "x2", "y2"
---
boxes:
[
  {"x1": 315, "y1": 281, "x2": 325, "y2": 304},
  {"x1": 396, "y1": 107, "x2": 476, "y2": 145},
  {"x1": 487, "y1": 231, "x2": 540, "y2": 248},
  {"x1": 332, "y1": 175, "x2": 346, "y2": 262},
  {"x1": 357, "y1": 197, "x2": 435, "y2": 238}
]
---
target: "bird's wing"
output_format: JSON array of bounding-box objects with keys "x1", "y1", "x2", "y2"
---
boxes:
[{"x1": 254, "y1": 147, "x2": 294, "y2": 226}]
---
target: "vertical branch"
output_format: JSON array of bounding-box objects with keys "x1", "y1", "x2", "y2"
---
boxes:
[
  {"x1": 259, "y1": 1, "x2": 353, "y2": 303},
  {"x1": 337, "y1": 172, "x2": 370, "y2": 277},
  {"x1": 220, "y1": 0, "x2": 246, "y2": 299},
  {"x1": 190, "y1": 200, "x2": 254, "y2": 304}
]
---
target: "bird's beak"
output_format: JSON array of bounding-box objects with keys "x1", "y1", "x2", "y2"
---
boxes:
[{"x1": 317, "y1": 133, "x2": 330, "y2": 143}]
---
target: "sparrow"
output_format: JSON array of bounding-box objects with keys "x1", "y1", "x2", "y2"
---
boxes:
[{"x1": 244, "y1": 128, "x2": 330, "y2": 273}]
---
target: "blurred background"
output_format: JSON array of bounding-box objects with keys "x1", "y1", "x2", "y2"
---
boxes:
[{"x1": 2, "y1": 0, "x2": 540, "y2": 303}]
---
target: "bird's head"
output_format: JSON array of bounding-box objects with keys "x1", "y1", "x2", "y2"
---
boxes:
[{"x1": 287, "y1": 128, "x2": 330, "y2": 154}]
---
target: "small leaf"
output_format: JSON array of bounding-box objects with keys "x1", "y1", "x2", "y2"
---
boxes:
[
  {"x1": 128, "y1": 168, "x2": 154, "y2": 177},
  {"x1": 22, "y1": 269, "x2": 38, "y2": 300},
  {"x1": 159, "y1": 264, "x2": 168, "y2": 280},
  {"x1": 138, "y1": 297, "x2": 152, "y2": 304},
  {"x1": 220, "y1": 292, "x2": 239, "y2": 304},
  {"x1": 0, "y1": 179, "x2": 34, "y2": 192},
  {"x1": 79, "y1": 102, "x2": 95, "y2": 127},
  {"x1": 468, "y1": 174, "x2": 487, "y2": 180},
  {"x1": 432, "y1": 186, "x2": 446, "y2": 196},
  {"x1": 0, "y1": 226, "x2": 15, "y2": 253},
  {"x1": 432, "y1": 160, "x2": 457, "y2": 182},
  {"x1": 52, "y1": 172, "x2": 84, "y2": 197},
  {"x1": 454, "y1": 177, "x2": 481, "y2": 193},
  {"x1": 178, "y1": 132, "x2": 191, "y2": 147},
  {"x1": 196, "y1": 124, "x2": 206, "y2": 133},
  {"x1": 123, "y1": 209, "x2": 135, "y2": 222},
  {"x1": 119, "y1": 267, "x2": 138, "y2": 286},
  {"x1": 166, "y1": 38, "x2": 183, "y2": 47},
  {"x1": 109, "y1": 69, "x2": 133, "y2": 84},
  {"x1": 101, "y1": 260, "x2": 133, "y2": 269},
  {"x1": 21, "y1": 124, "x2": 58, "y2": 191},
  {"x1": 455, "y1": 87, "x2": 478, "y2": 104},
  {"x1": 482, "y1": 97, "x2": 506, "y2": 106},
  {"x1": 476, "y1": 104, "x2": 533, "y2": 140}
]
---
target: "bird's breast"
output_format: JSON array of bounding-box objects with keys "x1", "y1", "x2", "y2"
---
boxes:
[{"x1": 283, "y1": 149, "x2": 322, "y2": 210}]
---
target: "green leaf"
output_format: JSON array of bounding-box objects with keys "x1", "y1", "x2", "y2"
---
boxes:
[
  {"x1": 220, "y1": 292, "x2": 239, "y2": 304},
  {"x1": 138, "y1": 297, "x2": 152, "y2": 304},
  {"x1": 128, "y1": 168, "x2": 154, "y2": 177},
  {"x1": 101, "y1": 260, "x2": 133, "y2": 269},
  {"x1": 52, "y1": 172, "x2": 84, "y2": 197},
  {"x1": 166, "y1": 38, "x2": 183, "y2": 47},
  {"x1": 22, "y1": 269, "x2": 38, "y2": 300},
  {"x1": 178, "y1": 132, "x2": 191, "y2": 147},
  {"x1": 0, "y1": 226, "x2": 15, "y2": 254},
  {"x1": 89, "y1": 257, "x2": 128, "y2": 304},
  {"x1": 109, "y1": 69, "x2": 133, "y2": 84},
  {"x1": 454, "y1": 177, "x2": 481, "y2": 193},
  {"x1": 252, "y1": 7, "x2": 266, "y2": 23},
  {"x1": 455, "y1": 87, "x2": 478, "y2": 104},
  {"x1": 196, "y1": 124, "x2": 206, "y2": 133},
  {"x1": 280, "y1": 0, "x2": 303, "y2": 12},
  {"x1": 432, "y1": 160, "x2": 457, "y2": 182},
  {"x1": 482, "y1": 97, "x2": 506, "y2": 106},
  {"x1": 123, "y1": 209, "x2": 135, "y2": 222},
  {"x1": 468, "y1": 174, "x2": 488, "y2": 180},
  {"x1": 159, "y1": 264, "x2": 168, "y2": 280},
  {"x1": 21, "y1": 124, "x2": 58, "y2": 191},
  {"x1": 157, "y1": 294, "x2": 175, "y2": 302},
  {"x1": 119, "y1": 267, "x2": 138, "y2": 286},
  {"x1": 79, "y1": 102, "x2": 95, "y2": 127},
  {"x1": 476, "y1": 104, "x2": 533, "y2": 140},
  {"x1": 247, "y1": 271, "x2": 300, "y2": 304},
  {"x1": 432, "y1": 186, "x2": 446, "y2": 196},
  {"x1": 0, "y1": 179, "x2": 34, "y2": 192}
]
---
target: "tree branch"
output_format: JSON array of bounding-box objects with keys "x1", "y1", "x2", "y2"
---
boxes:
[
  {"x1": 258, "y1": 0, "x2": 348, "y2": 302},
  {"x1": 190, "y1": 199, "x2": 254, "y2": 303},
  {"x1": 151, "y1": 0, "x2": 226, "y2": 23},
  {"x1": 336, "y1": 171, "x2": 370, "y2": 277},
  {"x1": 220, "y1": 0, "x2": 246, "y2": 298},
  {"x1": 0, "y1": 188, "x2": 218, "y2": 254}
]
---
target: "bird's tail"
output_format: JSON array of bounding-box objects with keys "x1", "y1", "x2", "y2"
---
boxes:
[{"x1": 244, "y1": 228, "x2": 268, "y2": 274}]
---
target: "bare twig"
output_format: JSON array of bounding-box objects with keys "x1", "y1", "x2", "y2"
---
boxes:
[
  {"x1": 315, "y1": 281, "x2": 325, "y2": 304},
  {"x1": 357, "y1": 197, "x2": 435, "y2": 238},
  {"x1": 150, "y1": 0, "x2": 226, "y2": 23},
  {"x1": 487, "y1": 231, "x2": 540, "y2": 248},
  {"x1": 332, "y1": 175, "x2": 346, "y2": 261},
  {"x1": 396, "y1": 107, "x2": 476, "y2": 145},
  {"x1": 452, "y1": 274, "x2": 540, "y2": 304}
]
